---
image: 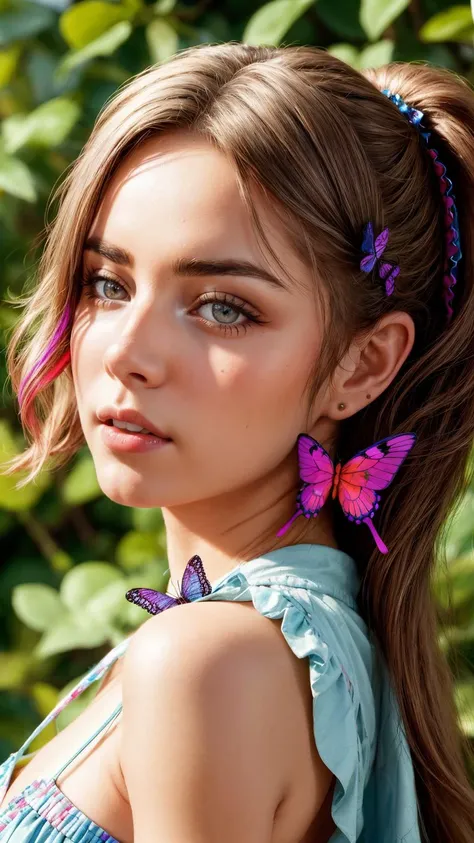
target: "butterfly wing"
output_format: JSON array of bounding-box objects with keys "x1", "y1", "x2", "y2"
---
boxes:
[
  {"x1": 297, "y1": 482, "x2": 332, "y2": 517},
  {"x1": 125, "y1": 587, "x2": 179, "y2": 615},
  {"x1": 360, "y1": 223, "x2": 376, "y2": 272},
  {"x1": 374, "y1": 227, "x2": 390, "y2": 258},
  {"x1": 379, "y1": 262, "x2": 400, "y2": 295},
  {"x1": 338, "y1": 482, "x2": 380, "y2": 523},
  {"x1": 180, "y1": 554, "x2": 212, "y2": 601},
  {"x1": 338, "y1": 433, "x2": 416, "y2": 522},
  {"x1": 360, "y1": 254, "x2": 376, "y2": 273},
  {"x1": 360, "y1": 222, "x2": 375, "y2": 254},
  {"x1": 297, "y1": 434, "x2": 334, "y2": 484},
  {"x1": 296, "y1": 434, "x2": 334, "y2": 516}
]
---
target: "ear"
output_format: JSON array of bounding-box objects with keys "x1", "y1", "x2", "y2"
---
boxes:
[{"x1": 323, "y1": 311, "x2": 415, "y2": 420}]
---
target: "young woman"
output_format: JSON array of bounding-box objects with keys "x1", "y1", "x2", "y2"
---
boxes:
[{"x1": 1, "y1": 42, "x2": 473, "y2": 843}]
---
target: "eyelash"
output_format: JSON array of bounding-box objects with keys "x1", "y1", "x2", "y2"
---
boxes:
[{"x1": 79, "y1": 269, "x2": 266, "y2": 336}]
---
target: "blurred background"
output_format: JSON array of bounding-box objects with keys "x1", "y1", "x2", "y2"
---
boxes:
[{"x1": 1, "y1": 0, "x2": 474, "y2": 770}]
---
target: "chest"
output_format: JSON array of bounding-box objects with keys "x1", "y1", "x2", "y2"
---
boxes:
[{"x1": 0, "y1": 666, "x2": 132, "y2": 843}]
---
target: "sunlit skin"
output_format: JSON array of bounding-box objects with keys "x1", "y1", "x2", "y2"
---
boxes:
[{"x1": 71, "y1": 129, "x2": 415, "y2": 591}]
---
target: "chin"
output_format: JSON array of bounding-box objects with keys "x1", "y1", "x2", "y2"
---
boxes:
[{"x1": 95, "y1": 461, "x2": 165, "y2": 508}]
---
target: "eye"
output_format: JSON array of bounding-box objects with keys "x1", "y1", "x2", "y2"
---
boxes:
[
  {"x1": 193, "y1": 291, "x2": 265, "y2": 335},
  {"x1": 80, "y1": 270, "x2": 128, "y2": 303},
  {"x1": 197, "y1": 299, "x2": 245, "y2": 325}
]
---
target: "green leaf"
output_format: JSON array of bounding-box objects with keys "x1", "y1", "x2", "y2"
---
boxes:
[
  {"x1": 455, "y1": 680, "x2": 474, "y2": 737},
  {"x1": 35, "y1": 615, "x2": 110, "y2": 658},
  {"x1": 131, "y1": 506, "x2": 164, "y2": 532},
  {"x1": 116, "y1": 530, "x2": 165, "y2": 569},
  {"x1": 31, "y1": 682, "x2": 60, "y2": 717},
  {"x1": 243, "y1": 0, "x2": 315, "y2": 46},
  {"x1": 433, "y1": 550, "x2": 474, "y2": 615},
  {"x1": 123, "y1": 559, "x2": 169, "y2": 592},
  {"x1": 0, "y1": 421, "x2": 48, "y2": 508},
  {"x1": 29, "y1": 683, "x2": 59, "y2": 751},
  {"x1": 0, "y1": 303, "x2": 19, "y2": 329},
  {"x1": 0, "y1": 652, "x2": 32, "y2": 689},
  {"x1": 0, "y1": 44, "x2": 22, "y2": 87},
  {"x1": 327, "y1": 43, "x2": 360, "y2": 66},
  {"x1": 51, "y1": 551, "x2": 74, "y2": 574},
  {"x1": 444, "y1": 490, "x2": 474, "y2": 561},
  {"x1": 153, "y1": 0, "x2": 176, "y2": 13},
  {"x1": 61, "y1": 453, "x2": 101, "y2": 506},
  {"x1": 317, "y1": 0, "x2": 366, "y2": 40},
  {"x1": 0, "y1": 149, "x2": 36, "y2": 202},
  {"x1": 84, "y1": 578, "x2": 128, "y2": 624},
  {"x1": 59, "y1": 0, "x2": 140, "y2": 49},
  {"x1": 55, "y1": 21, "x2": 133, "y2": 81},
  {"x1": 12, "y1": 583, "x2": 66, "y2": 632},
  {"x1": 360, "y1": 0, "x2": 410, "y2": 41},
  {"x1": 146, "y1": 19, "x2": 178, "y2": 64},
  {"x1": 420, "y1": 7, "x2": 474, "y2": 43},
  {"x1": 3, "y1": 97, "x2": 80, "y2": 154},
  {"x1": 359, "y1": 39, "x2": 394, "y2": 68},
  {"x1": 0, "y1": 2, "x2": 56, "y2": 47},
  {"x1": 60, "y1": 561, "x2": 123, "y2": 611},
  {"x1": 56, "y1": 676, "x2": 98, "y2": 730}
]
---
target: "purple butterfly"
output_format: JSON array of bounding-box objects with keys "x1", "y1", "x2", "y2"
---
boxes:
[
  {"x1": 125, "y1": 554, "x2": 212, "y2": 616},
  {"x1": 360, "y1": 222, "x2": 400, "y2": 296}
]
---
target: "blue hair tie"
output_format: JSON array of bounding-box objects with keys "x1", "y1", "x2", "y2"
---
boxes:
[{"x1": 381, "y1": 89, "x2": 462, "y2": 324}]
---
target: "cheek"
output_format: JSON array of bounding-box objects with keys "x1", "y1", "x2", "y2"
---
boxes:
[
  {"x1": 187, "y1": 334, "x2": 316, "y2": 483},
  {"x1": 70, "y1": 311, "x2": 108, "y2": 418},
  {"x1": 204, "y1": 333, "x2": 314, "y2": 413}
]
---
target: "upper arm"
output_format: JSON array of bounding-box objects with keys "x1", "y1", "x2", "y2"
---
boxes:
[{"x1": 120, "y1": 601, "x2": 286, "y2": 843}]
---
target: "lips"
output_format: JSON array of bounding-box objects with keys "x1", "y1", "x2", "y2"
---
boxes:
[{"x1": 97, "y1": 407, "x2": 172, "y2": 440}]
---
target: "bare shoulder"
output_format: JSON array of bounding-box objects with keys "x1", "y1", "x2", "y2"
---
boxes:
[
  {"x1": 123, "y1": 597, "x2": 291, "y2": 682},
  {"x1": 119, "y1": 599, "x2": 305, "y2": 843},
  {"x1": 121, "y1": 598, "x2": 297, "y2": 756}
]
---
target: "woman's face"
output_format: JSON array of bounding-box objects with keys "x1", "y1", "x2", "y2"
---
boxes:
[{"x1": 71, "y1": 130, "x2": 326, "y2": 508}]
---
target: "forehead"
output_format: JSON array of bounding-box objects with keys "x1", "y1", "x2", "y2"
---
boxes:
[{"x1": 87, "y1": 130, "x2": 310, "y2": 286}]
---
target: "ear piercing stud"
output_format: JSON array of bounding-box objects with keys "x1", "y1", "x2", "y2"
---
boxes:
[{"x1": 338, "y1": 394, "x2": 371, "y2": 412}]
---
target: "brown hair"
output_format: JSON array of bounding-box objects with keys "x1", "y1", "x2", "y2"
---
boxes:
[{"x1": 6, "y1": 43, "x2": 474, "y2": 839}]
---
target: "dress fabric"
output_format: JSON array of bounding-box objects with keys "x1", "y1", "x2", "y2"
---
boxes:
[{"x1": 0, "y1": 543, "x2": 422, "y2": 842}]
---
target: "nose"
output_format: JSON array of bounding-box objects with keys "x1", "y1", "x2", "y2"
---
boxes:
[{"x1": 103, "y1": 300, "x2": 167, "y2": 389}]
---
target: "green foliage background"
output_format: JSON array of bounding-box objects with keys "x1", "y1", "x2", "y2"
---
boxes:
[{"x1": 1, "y1": 0, "x2": 474, "y2": 766}]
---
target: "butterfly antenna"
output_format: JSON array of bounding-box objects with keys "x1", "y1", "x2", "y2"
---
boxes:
[
  {"x1": 170, "y1": 575, "x2": 179, "y2": 597},
  {"x1": 364, "y1": 518, "x2": 389, "y2": 554},
  {"x1": 276, "y1": 509, "x2": 302, "y2": 538}
]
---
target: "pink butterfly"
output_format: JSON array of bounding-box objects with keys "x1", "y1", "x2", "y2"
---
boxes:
[
  {"x1": 360, "y1": 222, "x2": 400, "y2": 296},
  {"x1": 276, "y1": 432, "x2": 416, "y2": 553}
]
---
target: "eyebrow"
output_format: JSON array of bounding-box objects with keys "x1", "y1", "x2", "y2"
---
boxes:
[{"x1": 83, "y1": 236, "x2": 288, "y2": 290}]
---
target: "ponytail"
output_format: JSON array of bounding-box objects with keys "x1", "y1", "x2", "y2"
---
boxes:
[{"x1": 345, "y1": 63, "x2": 474, "y2": 841}]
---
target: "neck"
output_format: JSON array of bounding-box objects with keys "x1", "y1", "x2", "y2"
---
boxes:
[{"x1": 161, "y1": 459, "x2": 338, "y2": 595}]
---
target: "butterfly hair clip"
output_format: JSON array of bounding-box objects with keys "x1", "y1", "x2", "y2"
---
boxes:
[
  {"x1": 126, "y1": 554, "x2": 212, "y2": 615},
  {"x1": 276, "y1": 432, "x2": 416, "y2": 553},
  {"x1": 360, "y1": 222, "x2": 400, "y2": 296}
]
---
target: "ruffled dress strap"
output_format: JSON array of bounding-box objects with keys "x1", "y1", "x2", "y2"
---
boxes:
[{"x1": 191, "y1": 543, "x2": 422, "y2": 843}]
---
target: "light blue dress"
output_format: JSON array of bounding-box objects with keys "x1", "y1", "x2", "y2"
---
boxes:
[{"x1": 0, "y1": 543, "x2": 421, "y2": 842}]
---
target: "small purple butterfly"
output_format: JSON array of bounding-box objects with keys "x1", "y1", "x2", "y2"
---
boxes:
[
  {"x1": 360, "y1": 222, "x2": 400, "y2": 295},
  {"x1": 125, "y1": 554, "x2": 212, "y2": 616}
]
